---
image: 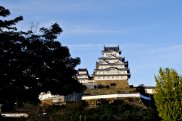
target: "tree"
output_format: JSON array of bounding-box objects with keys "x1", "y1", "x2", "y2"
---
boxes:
[
  {"x1": 0, "y1": 6, "x2": 83, "y2": 110},
  {"x1": 154, "y1": 68, "x2": 182, "y2": 121},
  {"x1": 0, "y1": 6, "x2": 26, "y2": 110}
]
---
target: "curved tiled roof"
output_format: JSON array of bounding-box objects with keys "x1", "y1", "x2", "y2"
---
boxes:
[{"x1": 103, "y1": 46, "x2": 119, "y2": 51}]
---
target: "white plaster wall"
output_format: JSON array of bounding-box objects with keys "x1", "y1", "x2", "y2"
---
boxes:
[
  {"x1": 82, "y1": 93, "x2": 151, "y2": 101},
  {"x1": 2, "y1": 113, "x2": 29, "y2": 118},
  {"x1": 77, "y1": 75, "x2": 88, "y2": 78},
  {"x1": 82, "y1": 93, "x2": 140, "y2": 100},
  {"x1": 79, "y1": 71, "x2": 87, "y2": 74},
  {"x1": 39, "y1": 91, "x2": 65, "y2": 102},
  {"x1": 103, "y1": 52, "x2": 120, "y2": 58},
  {"x1": 94, "y1": 76, "x2": 128, "y2": 80},
  {"x1": 96, "y1": 70, "x2": 127, "y2": 75},
  {"x1": 145, "y1": 89, "x2": 155, "y2": 94},
  {"x1": 78, "y1": 79, "x2": 89, "y2": 83}
]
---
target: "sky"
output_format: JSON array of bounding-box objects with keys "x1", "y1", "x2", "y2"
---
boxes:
[{"x1": 1, "y1": 0, "x2": 182, "y2": 86}]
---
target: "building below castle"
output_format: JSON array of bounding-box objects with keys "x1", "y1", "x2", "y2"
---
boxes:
[{"x1": 77, "y1": 46, "x2": 131, "y2": 89}]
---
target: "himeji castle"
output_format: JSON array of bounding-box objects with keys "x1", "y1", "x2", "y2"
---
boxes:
[{"x1": 77, "y1": 46, "x2": 131, "y2": 89}]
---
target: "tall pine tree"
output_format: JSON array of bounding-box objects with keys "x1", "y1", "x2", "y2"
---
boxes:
[{"x1": 0, "y1": 6, "x2": 25, "y2": 110}]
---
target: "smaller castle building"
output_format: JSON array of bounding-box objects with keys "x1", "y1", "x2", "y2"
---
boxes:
[{"x1": 76, "y1": 68, "x2": 90, "y2": 84}]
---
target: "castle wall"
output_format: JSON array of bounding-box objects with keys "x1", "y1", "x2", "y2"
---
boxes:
[{"x1": 94, "y1": 80, "x2": 129, "y2": 88}]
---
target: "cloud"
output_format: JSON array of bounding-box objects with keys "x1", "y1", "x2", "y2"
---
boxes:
[
  {"x1": 1, "y1": 0, "x2": 156, "y2": 37},
  {"x1": 126, "y1": 42, "x2": 182, "y2": 70},
  {"x1": 67, "y1": 43, "x2": 103, "y2": 49},
  {"x1": 62, "y1": 24, "x2": 127, "y2": 35},
  {"x1": 117, "y1": 42, "x2": 182, "y2": 56},
  {"x1": 141, "y1": 44, "x2": 182, "y2": 55},
  {"x1": 2, "y1": 0, "x2": 114, "y2": 15},
  {"x1": 65, "y1": 42, "x2": 182, "y2": 54},
  {"x1": 1, "y1": 1, "x2": 82, "y2": 13},
  {"x1": 125, "y1": 43, "x2": 182, "y2": 86},
  {"x1": 66, "y1": 43, "x2": 120, "y2": 50}
]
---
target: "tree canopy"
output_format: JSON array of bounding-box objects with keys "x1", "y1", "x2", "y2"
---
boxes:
[
  {"x1": 154, "y1": 68, "x2": 182, "y2": 121},
  {"x1": 0, "y1": 6, "x2": 83, "y2": 110}
]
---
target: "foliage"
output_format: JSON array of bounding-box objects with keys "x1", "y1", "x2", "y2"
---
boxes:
[
  {"x1": 0, "y1": 6, "x2": 83, "y2": 111},
  {"x1": 82, "y1": 99, "x2": 159, "y2": 121},
  {"x1": 3, "y1": 99, "x2": 160, "y2": 121},
  {"x1": 154, "y1": 68, "x2": 182, "y2": 121},
  {"x1": 2, "y1": 98, "x2": 159, "y2": 121}
]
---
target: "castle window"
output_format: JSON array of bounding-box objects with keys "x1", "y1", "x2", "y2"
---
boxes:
[{"x1": 110, "y1": 83, "x2": 116, "y2": 87}]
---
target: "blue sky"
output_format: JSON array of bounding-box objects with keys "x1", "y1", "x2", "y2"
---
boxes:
[{"x1": 1, "y1": 0, "x2": 182, "y2": 86}]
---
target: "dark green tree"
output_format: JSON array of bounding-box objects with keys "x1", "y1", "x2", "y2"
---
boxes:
[
  {"x1": 0, "y1": 6, "x2": 83, "y2": 110},
  {"x1": 0, "y1": 6, "x2": 26, "y2": 110},
  {"x1": 20, "y1": 22, "x2": 83, "y2": 100},
  {"x1": 154, "y1": 68, "x2": 182, "y2": 121}
]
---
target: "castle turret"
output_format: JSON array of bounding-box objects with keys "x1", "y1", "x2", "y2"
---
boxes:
[{"x1": 77, "y1": 68, "x2": 90, "y2": 83}]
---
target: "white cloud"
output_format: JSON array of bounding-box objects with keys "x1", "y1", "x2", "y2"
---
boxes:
[
  {"x1": 66, "y1": 43, "x2": 120, "y2": 50},
  {"x1": 141, "y1": 44, "x2": 182, "y2": 55},
  {"x1": 67, "y1": 43, "x2": 103, "y2": 48},
  {"x1": 62, "y1": 25, "x2": 127, "y2": 35},
  {"x1": 65, "y1": 42, "x2": 182, "y2": 54},
  {"x1": 1, "y1": 0, "x2": 105, "y2": 14}
]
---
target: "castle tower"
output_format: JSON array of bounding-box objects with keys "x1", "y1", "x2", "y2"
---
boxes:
[
  {"x1": 77, "y1": 68, "x2": 90, "y2": 84},
  {"x1": 77, "y1": 68, "x2": 95, "y2": 89},
  {"x1": 93, "y1": 46, "x2": 130, "y2": 88}
]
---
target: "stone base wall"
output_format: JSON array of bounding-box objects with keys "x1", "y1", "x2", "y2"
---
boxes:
[
  {"x1": 94, "y1": 80, "x2": 129, "y2": 88},
  {"x1": 84, "y1": 88, "x2": 137, "y2": 95},
  {"x1": 85, "y1": 97, "x2": 146, "y2": 109}
]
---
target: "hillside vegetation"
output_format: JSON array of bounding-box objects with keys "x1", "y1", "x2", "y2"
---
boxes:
[{"x1": 4, "y1": 99, "x2": 160, "y2": 121}]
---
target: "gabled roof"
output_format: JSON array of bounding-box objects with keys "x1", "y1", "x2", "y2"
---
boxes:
[
  {"x1": 94, "y1": 68, "x2": 130, "y2": 71},
  {"x1": 99, "y1": 57, "x2": 124, "y2": 60},
  {"x1": 77, "y1": 68, "x2": 90, "y2": 77},
  {"x1": 78, "y1": 68, "x2": 88, "y2": 71},
  {"x1": 103, "y1": 46, "x2": 120, "y2": 52}
]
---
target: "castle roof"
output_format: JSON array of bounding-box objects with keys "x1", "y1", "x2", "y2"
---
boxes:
[
  {"x1": 77, "y1": 68, "x2": 90, "y2": 77},
  {"x1": 103, "y1": 46, "x2": 120, "y2": 52},
  {"x1": 94, "y1": 68, "x2": 130, "y2": 71},
  {"x1": 78, "y1": 68, "x2": 88, "y2": 71},
  {"x1": 99, "y1": 57, "x2": 125, "y2": 60}
]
